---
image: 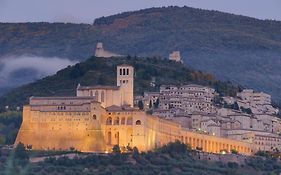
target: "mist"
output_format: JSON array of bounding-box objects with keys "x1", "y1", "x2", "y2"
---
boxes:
[{"x1": 0, "y1": 56, "x2": 77, "y2": 90}]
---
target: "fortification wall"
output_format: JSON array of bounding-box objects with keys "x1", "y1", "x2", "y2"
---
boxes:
[
  {"x1": 15, "y1": 104, "x2": 106, "y2": 152},
  {"x1": 16, "y1": 105, "x2": 254, "y2": 155}
]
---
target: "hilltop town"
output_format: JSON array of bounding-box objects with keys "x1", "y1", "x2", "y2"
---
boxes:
[
  {"x1": 0, "y1": 44, "x2": 279, "y2": 175},
  {"x1": 138, "y1": 85, "x2": 280, "y2": 152},
  {"x1": 14, "y1": 45, "x2": 281, "y2": 155}
]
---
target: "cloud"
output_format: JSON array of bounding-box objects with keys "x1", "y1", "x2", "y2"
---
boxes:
[{"x1": 0, "y1": 56, "x2": 77, "y2": 88}]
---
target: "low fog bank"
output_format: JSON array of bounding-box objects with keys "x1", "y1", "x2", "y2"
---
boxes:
[{"x1": 0, "y1": 56, "x2": 77, "y2": 94}]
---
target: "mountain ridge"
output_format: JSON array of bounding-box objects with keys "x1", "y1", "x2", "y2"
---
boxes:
[{"x1": 0, "y1": 6, "x2": 281, "y2": 102}]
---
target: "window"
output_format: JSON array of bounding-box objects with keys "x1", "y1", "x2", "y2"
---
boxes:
[
  {"x1": 123, "y1": 68, "x2": 125, "y2": 75},
  {"x1": 119, "y1": 69, "x2": 122, "y2": 75},
  {"x1": 106, "y1": 117, "x2": 112, "y2": 125},
  {"x1": 95, "y1": 91, "x2": 99, "y2": 101},
  {"x1": 127, "y1": 68, "x2": 129, "y2": 75},
  {"x1": 108, "y1": 132, "x2": 112, "y2": 145},
  {"x1": 93, "y1": 115, "x2": 97, "y2": 120},
  {"x1": 135, "y1": 120, "x2": 141, "y2": 125},
  {"x1": 121, "y1": 117, "x2": 125, "y2": 125},
  {"x1": 127, "y1": 117, "x2": 133, "y2": 125},
  {"x1": 114, "y1": 117, "x2": 120, "y2": 125}
]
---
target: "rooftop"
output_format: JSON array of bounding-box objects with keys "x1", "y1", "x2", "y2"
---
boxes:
[
  {"x1": 106, "y1": 105, "x2": 139, "y2": 112},
  {"x1": 77, "y1": 85, "x2": 119, "y2": 90}
]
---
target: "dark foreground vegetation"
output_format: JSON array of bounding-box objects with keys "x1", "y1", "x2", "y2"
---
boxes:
[
  {"x1": 0, "y1": 141, "x2": 281, "y2": 175},
  {"x1": 0, "y1": 111, "x2": 22, "y2": 145}
]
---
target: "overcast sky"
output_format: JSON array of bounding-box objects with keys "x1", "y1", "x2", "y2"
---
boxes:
[{"x1": 0, "y1": 0, "x2": 281, "y2": 23}]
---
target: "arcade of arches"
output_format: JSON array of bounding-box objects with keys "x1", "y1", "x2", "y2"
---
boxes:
[{"x1": 15, "y1": 100, "x2": 254, "y2": 155}]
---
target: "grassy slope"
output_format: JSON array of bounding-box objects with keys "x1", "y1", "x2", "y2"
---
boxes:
[{"x1": 0, "y1": 56, "x2": 239, "y2": 110}]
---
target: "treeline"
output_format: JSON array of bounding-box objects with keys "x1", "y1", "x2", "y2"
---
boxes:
[
  {"x1": 2, "y1": 141, "x2": 281, "y2": 175},
  {"x1": 0, "y1": 111, "x2": 22, "y2": 145}
]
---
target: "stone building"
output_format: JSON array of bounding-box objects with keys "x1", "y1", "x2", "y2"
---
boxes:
[
  {"x1": 169, "y1": 51, "x2": 183, "y2": 63},
  {"x1": 77, "y1": 65, "x2": 134, "y2": 108},
  {"x1": 15, "y1": 65, "x2": 254, "y2": 155},
  {"x1": 95, "y1": 42, "x2": 123, "y2": 58},
  {"x1": 155, "y1": 84, "x2": 217, "y2": 117},
  {"x1": 237, "y1": 89, "x2": 278, "y2": 115}
]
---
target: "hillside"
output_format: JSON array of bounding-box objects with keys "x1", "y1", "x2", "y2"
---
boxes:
[
  {"x1": 0, "y1": 6, "x2": 281, "y2": 102},
  {"x1": 0, "y1": 56, "x2": 239, "y2": 111}
]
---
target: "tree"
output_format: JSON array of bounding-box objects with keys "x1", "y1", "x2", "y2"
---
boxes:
[
  {"x1": 14, "y1": 142, "x2": 29, "y2": 160},
  {"x1": 227, "y1": 162, "x2": 238, "y2": 169},
  {"x1": 132, "y1": 147, "x2": 139, "y2": 158},
  {"x1": 138, "y1": 100, "x2": 144, "y2": 110},
  {"x1": 112, "y1": 145, "x2": 121, "y2": 154},
  {"x1": 241, "y1": 107, "x2": 252, "y2": 114},
  {"x1": 233, "y1": 102, "x2": 239, "y2": 110},
  {"x1": 149, "y1": 100, "x2": 153, "y2": 109},
  {"x1": 213, "y1": 96, "x2": 223, "y2": 105},
  {"x1": 154, "y1": 98, "x2": 160, "y2": 108},
  {"x1": 231, "y1": 149, "x2": 238, "y2": 155},
  {"x1": 0, "y1": 135, "x2": 5, "y2": 145}
]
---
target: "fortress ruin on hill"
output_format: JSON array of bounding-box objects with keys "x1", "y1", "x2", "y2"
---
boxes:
[
  {"x1": 15, "y1": 64, "x2": 255, "y2": 155},
  {"x1": 95, "y1": 42, "x2": 123, "y2": 58}
]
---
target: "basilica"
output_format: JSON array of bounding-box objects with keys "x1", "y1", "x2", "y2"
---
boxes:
[{"x1": 15, "y1": 64, "x2": 254, "y2": 155}]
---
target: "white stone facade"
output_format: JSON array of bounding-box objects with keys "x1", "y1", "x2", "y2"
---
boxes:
[
  {"x1": 77, "y1": 65, "x2": 134, "y2": 108},
  {"x1": 169, "y1": 51, "x2": 183, "y2": 63},
  {"x1": 95, "y1": 42, "x2": 122, "y2": 58},
  {"x1": 237, "y1": 89, "x2": 277, "y2": 115},
  {"x1": 157, "y1": 84, "x2": 217, "y2": 116}
]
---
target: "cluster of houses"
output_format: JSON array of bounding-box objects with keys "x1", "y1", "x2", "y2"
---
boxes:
[{"x1": 135, "y1": 85, "x2": 281, "y2": 152}]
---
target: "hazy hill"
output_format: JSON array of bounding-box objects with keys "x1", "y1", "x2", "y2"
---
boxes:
[
  {"x1": 0, "y1": 56, "x2": 239, "y2": 111},
  {"x1": 0, "y1": 6, "x2": 281, "y2": 102}
]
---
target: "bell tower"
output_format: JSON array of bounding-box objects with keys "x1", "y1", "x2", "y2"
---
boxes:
[{"x1": 117, "y1": 65, "x2": 134, "y2": 107}]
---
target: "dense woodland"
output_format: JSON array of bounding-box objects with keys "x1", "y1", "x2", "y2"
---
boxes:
[{"x1": 0, "y1": 6, "x2": 281, "y2": 102}]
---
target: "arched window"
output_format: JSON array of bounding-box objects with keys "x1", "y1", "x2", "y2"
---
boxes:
[
  {"x1": 135, "y1": 120, "x2": 141, "y2": 125},
  {"x1": 121, "y1": 117, "x2": 125, "y2": 125},
  {"x1": 106, "y1": 117, "x2": 112, "y2": 125},
  {"x1": 127, "y1": 68, "x2": 129, "y2": 75},
  {"x1": 114, "y1": 117, "x2": 120, "y2": 125},
  {"x1": 119, "y1": 69, "x2": 122, "y2": 75},
  {"x1": 127, "y1": 117, "x2": 133, "y2": 125},
  {"x1": 93, "y1": 114, "x2": 97, "y2": 120},
  {"x1": 108, "y1": 132, "x2": 112, "y2": 145},
  {"x1": 101, "y1": 91, "x2": 105, "y2": 102},
  {"x1": 95, "y1": 91, "x2": 99, "y2": 101},
  {"x1": 115, "y1": 132, "x2": 119, "y2": 145},
  {"x1": 123, "y1": 68, "x2": 126, "y2": 75}
]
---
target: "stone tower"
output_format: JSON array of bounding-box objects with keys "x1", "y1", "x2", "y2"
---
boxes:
[
  {"x1": 95, "y1": 42, "x2": 104, "y2": 57},
  {"x1": 117, "y1": 65, "x2": 134, "y2": 107}
]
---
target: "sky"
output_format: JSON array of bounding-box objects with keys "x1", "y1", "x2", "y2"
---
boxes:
[{"x1": 0, "y1": 0, "x2": 281, "y2": 23}]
